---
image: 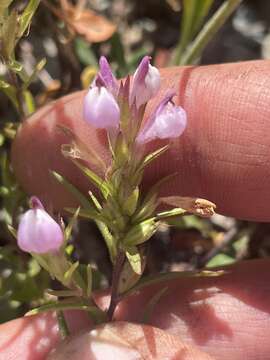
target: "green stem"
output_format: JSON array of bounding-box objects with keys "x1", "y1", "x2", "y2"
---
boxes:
[
  {"x1": 177, "y1": 0, "x2": 243, "y2": 65},
  {"x1": 56, "y1": 310, "x2": 70, "y2": 339}
]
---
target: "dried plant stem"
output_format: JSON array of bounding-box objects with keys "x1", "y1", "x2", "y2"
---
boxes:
[
  {"x1": 107, "y1": 251, "x2": 125, "y2": 320},
  {"x1": 177, "y1": 0, "x2": 243, "y2": 65}
]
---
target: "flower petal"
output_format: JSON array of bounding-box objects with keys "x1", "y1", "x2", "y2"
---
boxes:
[
  {"x1": 83, "y1": 86, "x2": 120, "y2": 129},
  {"x1": 17, "y1": 199, "x2": 64, "y2": 254},
  {"x1": 130, "y1": 56, "x2": 161, "y2": 108},
  {"x1": 137, "y1": 93, "x2": 187, "y2": 143}
]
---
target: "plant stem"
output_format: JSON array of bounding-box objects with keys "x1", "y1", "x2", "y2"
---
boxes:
[
  {"x1": 107, "y1": 251, "x2": 125, "y2": 320},
  {"x1": 57, "y1": 310, "x2": 70, "y2": 339},
  {"x1": 178, "y1": 0, "x2": 243, "y2": 65}
]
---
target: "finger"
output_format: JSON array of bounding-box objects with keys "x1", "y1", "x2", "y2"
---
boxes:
[
  {"x1": 47, "y1": 322, "x2": 214, "y2": 360},
  {"x1": 0, "y1": 310, "x2": 92, "y2": 360},
  {"x1": 114, "y1": 259, "x2": 270, "y2": 360},
  {"x1": 11, "y1": 60, "x2": 270, "y2": 220}
]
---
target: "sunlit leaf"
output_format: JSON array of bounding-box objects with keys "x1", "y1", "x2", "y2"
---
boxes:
[
  {"x1": 71, "y1": 159, "x2": 111, "y2": 199},
  {"x1": 125, "y1": 246, "x2": 143, "y2": 275}
]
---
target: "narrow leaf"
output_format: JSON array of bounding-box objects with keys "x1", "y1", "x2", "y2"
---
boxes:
[
  {"x1": 86, "y1": 264, "x2": 92, "y2": 297},
  {"x1": 125, "y1": 246, "x2": 143, "y2": 275},
  {"x1": 23, "y1": 58, "x2": 46, "y2": 90},
  {"x1": 64, "y1": 261, "x2": 79, "y2": 283},
  {"x1": 71, "y1": 159, "x2": 111, "y2": 198},
  {"x1": 26, "y1": 300, "x2": 104, "y2": 318},
  {"x1": 140, "y1": 145, "x2": 169, "y2": 169},
  {"x1": 18, "y1": 0, "x2": 40, "y2": 38},
  {"x1": 64, "y1": 207, "x2": 80, "y2": 244},
  {"x1": 51, "y1": 171, "x2": 96, "y2": 212},
  {"x1": 2, "y1": 9, "x2": 18, "y2": 58}
]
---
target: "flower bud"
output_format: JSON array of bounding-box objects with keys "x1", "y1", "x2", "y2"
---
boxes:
[
  {"x1": 98, "y1": 56, "x2": 118, "y2": 93},
  {"x1": 130, "y1": 56, "x2": 160, "y2": 108},
  {"x1": 137, "y1": 93, "x2": 187, "y2": 143},
  {"x1": 17, "y1": 197, "x2": 64, "y2": 254},
  {"x1": 83, "y1": 86, "x2": 120, "y2": 129}
]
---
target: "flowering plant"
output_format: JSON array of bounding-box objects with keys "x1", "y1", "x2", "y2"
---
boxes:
[{"x1": 16, "y1": 56, "x2": 216, "y2": 332}]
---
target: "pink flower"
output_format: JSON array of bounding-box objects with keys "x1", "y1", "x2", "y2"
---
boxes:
[
  {"x1": 137, "y1": 92, "x2": 187, "y2": 143},
  {"x1": 83, "y1": 86, "x2": 120, "y2": 129},
  {"x1": 17, "y1": 197, "x2": 64, "y2": 254},
  {"x1": 130, "y1": 56, "x2": 160, "y2": 109}
]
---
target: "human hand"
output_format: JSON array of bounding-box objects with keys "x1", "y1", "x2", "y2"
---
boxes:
[{"x1": 2, "y1": 60, "x2": 270, "y2": 359}]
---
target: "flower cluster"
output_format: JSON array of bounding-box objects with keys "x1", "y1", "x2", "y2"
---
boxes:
[
  {"x1": 83, "y1": 56, "x2": 187, "y2": 144},
  {"x1": 15, "y1": 56, "x2": 216, "y2": 323}
]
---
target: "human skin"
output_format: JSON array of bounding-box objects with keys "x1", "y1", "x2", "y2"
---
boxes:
[{"x1": 2, "y1": 60, "x2": 270, "y2": 359}]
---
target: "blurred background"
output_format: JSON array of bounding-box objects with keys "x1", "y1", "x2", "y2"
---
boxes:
[{"x1": 1, "y1": 0, "x2": 270, "y2": 323}]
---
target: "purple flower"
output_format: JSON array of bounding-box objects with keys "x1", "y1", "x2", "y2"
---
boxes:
[
  {"x1": 137, "y1": 92, "x2": 187, "y2": 144},
  {"x1": 98, "y1": 56, "x2": 118, "y2": 93},
  {"x1": 17, "y1": 197, "x2": 64, "y2": 254},
  {"x1": 130, "y1": 56, "x2": 161, "y2": 109},
  {"x1": 83, "y1": 86, "x2": 120, "y2": 129}
]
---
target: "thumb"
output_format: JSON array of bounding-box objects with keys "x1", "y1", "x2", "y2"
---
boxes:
[{"x1": 47, "y1": 321, "x2": 214, "y2": 360}]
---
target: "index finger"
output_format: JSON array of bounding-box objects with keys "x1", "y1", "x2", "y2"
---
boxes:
[{"x1": 11, "y1": 60, "x2": 270, "y2": 221}]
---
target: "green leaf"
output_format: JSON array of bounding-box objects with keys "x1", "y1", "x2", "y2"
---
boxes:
[
  {"x1": 22, "y1": 90, "x2": 35, "y2": 115},
  {"x1": 0, "y1": 0, "x2": 14, "y2": 18},
  {"x1": 206, "y1": 253, "x2": 235, "y2": 268},
  {"x1": 156, "y1": 207, "x2": 186, "y2": 220},
  {"x1": 26, "y1": 300, "x2": 105, "y2": 319},
  {"x1": 125, "y1": 246, "x2": 143, "y2": 275},
  {"x1": 95, "y1": 220, "x2": 116, "y2": 262},
  {"x1": 65, "y1": 207, "x2": 104, "y2": 223},
  {"x1": 88, "y1": 191, "x2": 102, "y2": 210},
  {"x1": 64, "y1": 207, "x2": 80, "y2": 244},
  {"x1": 2, "y1": 9, "x2": 18, "y2": 58},
  {"x1": 140, "y1": 145, "x2": 170, "y2": 169},
  {"x1": 123, "y1": 187, "x2": 139, "y2": 216},
  {"x1": 118, "y1": 250, "x2": 145, "y2": 294},
  {"x1": 22, "y1": 58, "x2": 46, "y2": 90},
  {"x1": 51, "y1": 171, "x2": 96, "y2": 212},
  {"x1": 46, "y1": 289, "x2": 79, "y2": 297},
  {"x1": 18, "y1": 0, "x2": 40, "y2": 38},
  {"x1": 175, "y1": 0, "x2": 214, "y2": 62},
  {"x1": 64, "y1": 261, "x2": 79, "y2": 284},
  {"x1": 71, "y1": 159, "x2": 111, "y2": 199},
  {"x1": 123, "y1": 219, "x2": 158, "y2": 246},
  {"x1": 86, "y1": 264, "x2": 92, "y2": 297}
]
